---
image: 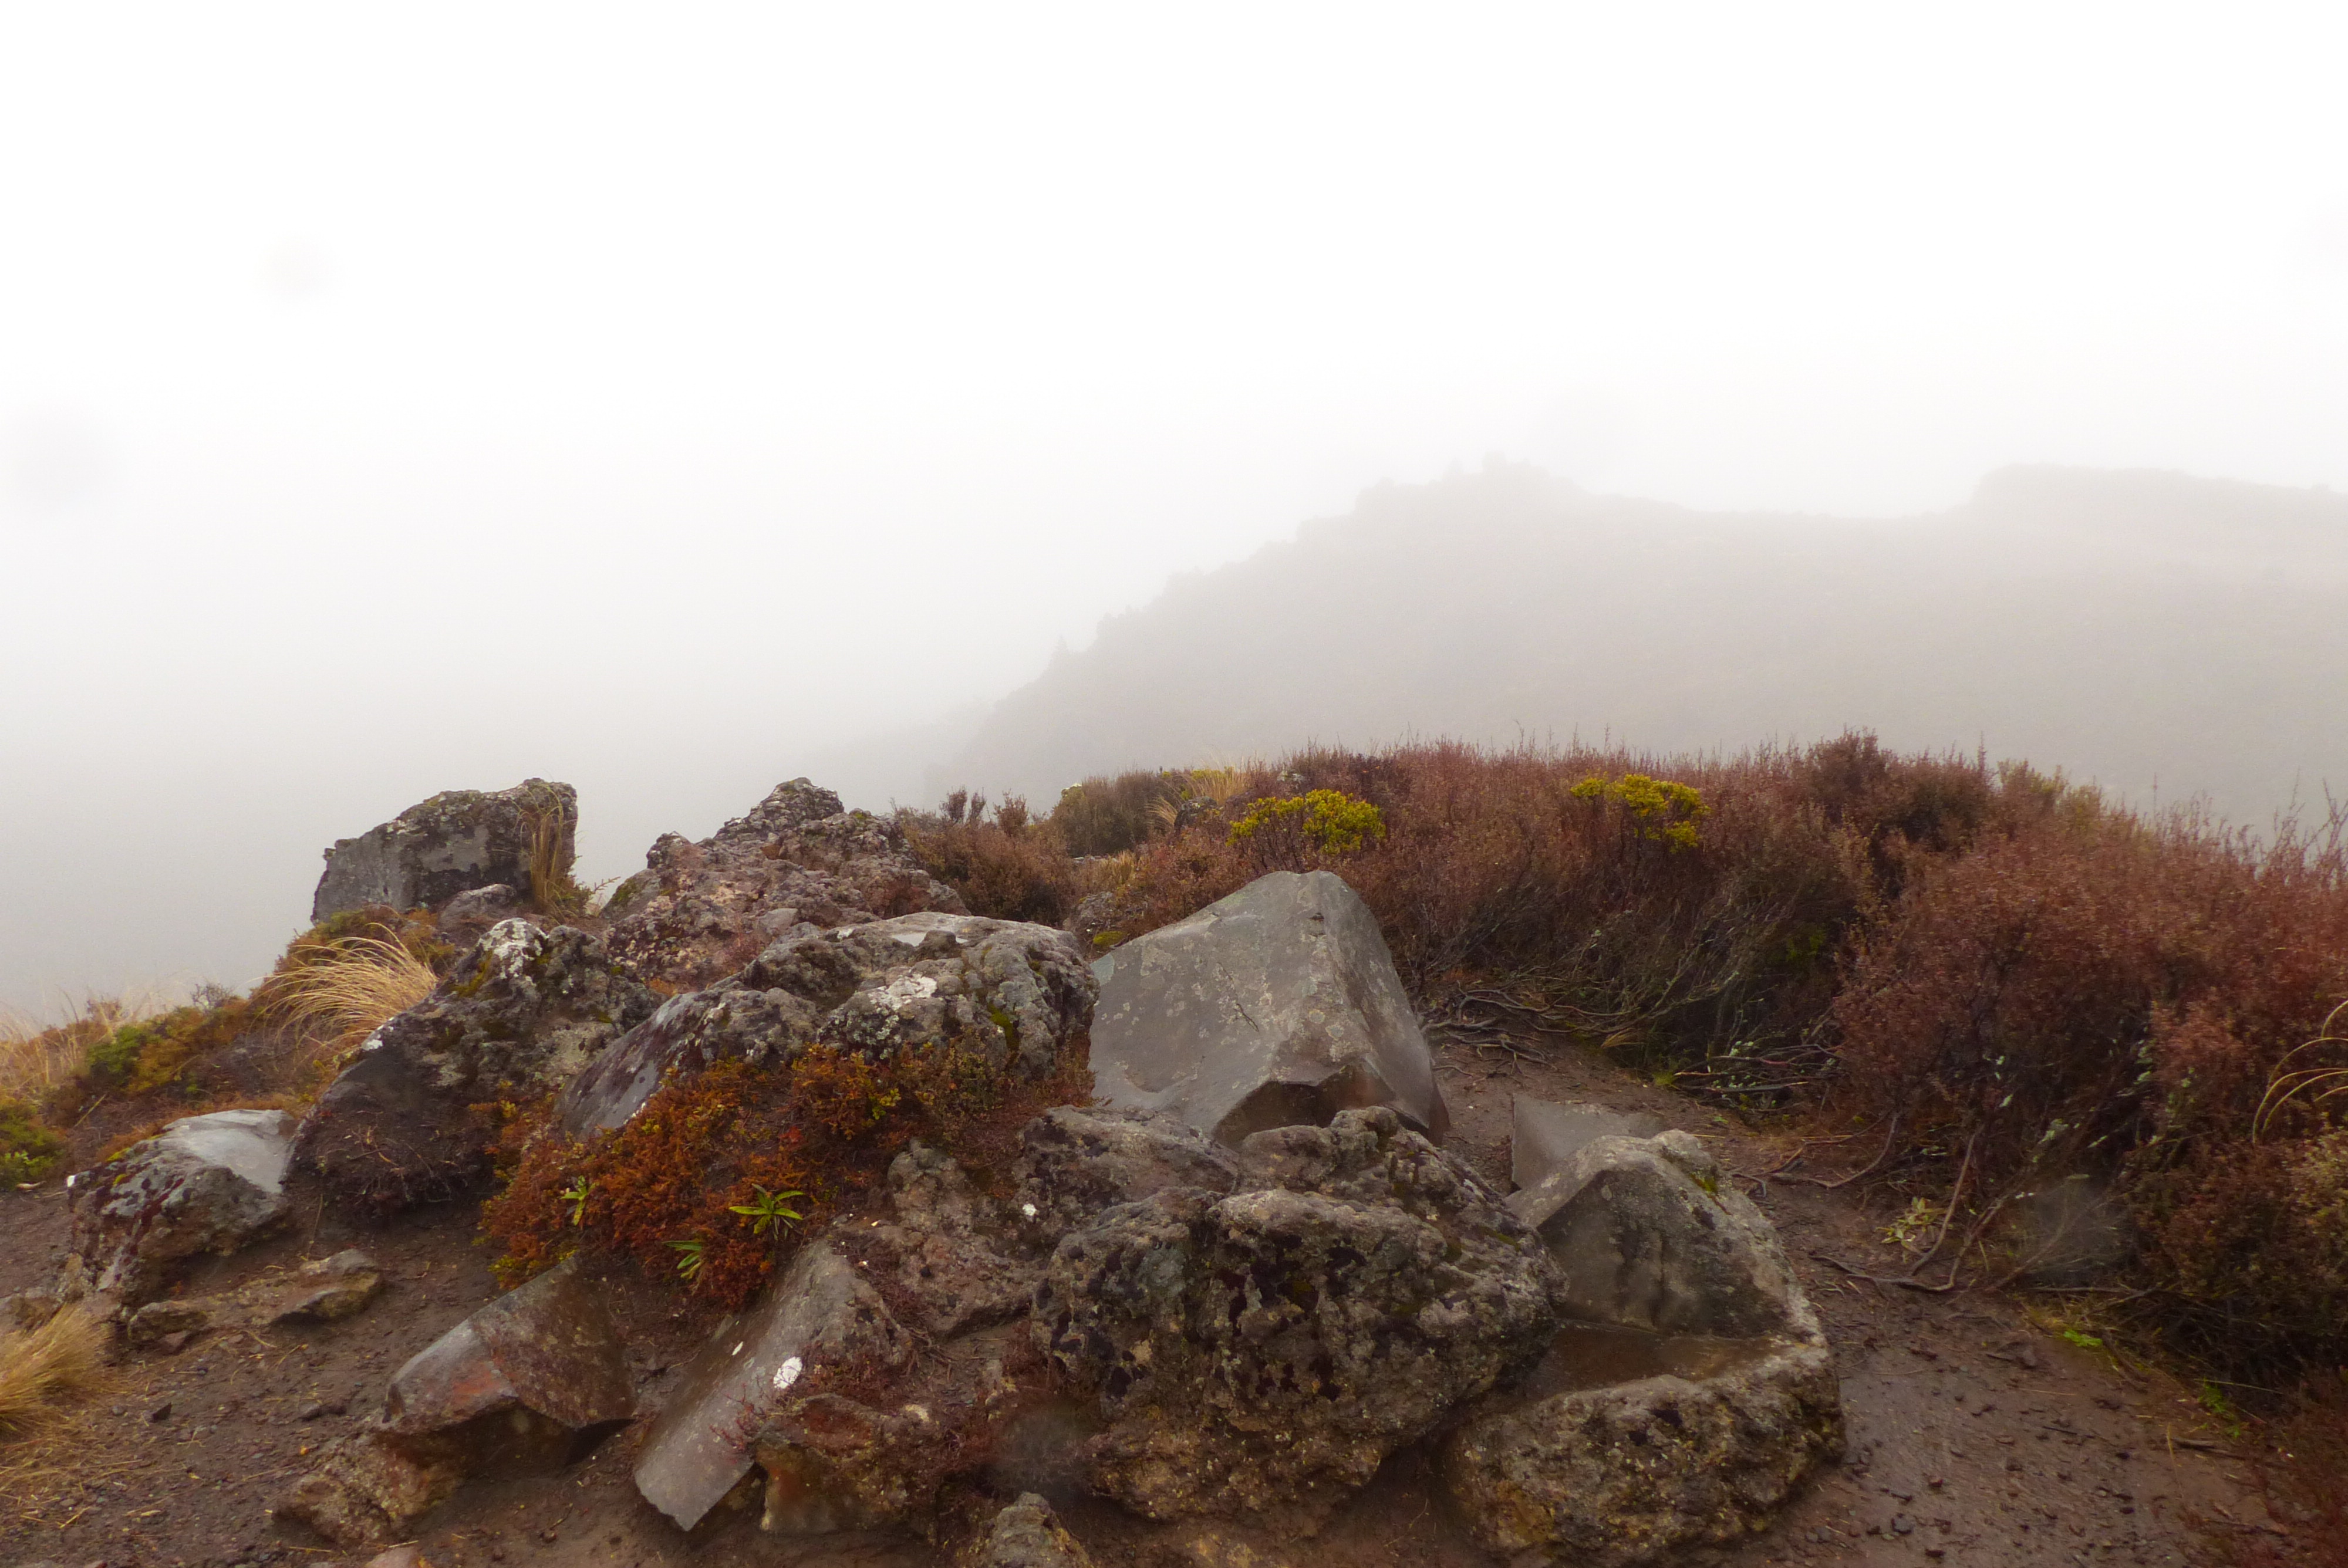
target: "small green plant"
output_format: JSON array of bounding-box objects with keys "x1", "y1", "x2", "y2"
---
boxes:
[
  {"x1": 2059, "y1": 1328, "x2": 2105, "y2": 1351},
  {"x1": 561, "y1": 1177, "x2": 593, "y2": 1227},
  {"x1": 668, "y1": 1236, "x2": 706, "y2": 1284},
  {"x1": 728, "y1": 1185, "x2": 806, "y2": 1238},
  {"x1": 1570, "y1": 773, "x2": 1710, "y2": 850},
  {"x1": 1881, "y1": 1195, "x2": 1941, "y2": 1253},
  {"x1": 1227, "y1": 788, "x2": 1387, "y2": 855}
]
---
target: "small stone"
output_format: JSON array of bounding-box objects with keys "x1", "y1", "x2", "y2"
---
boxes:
[
  {"x1": 298, "y1": 1403, "x2": 326, "y2": 1421},
  {"x1": 1894, "y1": 1514, "x2": 1916, "y2": 1535},
  {"x1": 147, "y1": 1401, "x2": 173, "y2": 1422}
]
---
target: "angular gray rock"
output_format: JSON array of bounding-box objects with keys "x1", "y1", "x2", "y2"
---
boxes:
[
  {"x1": 633, "y1": 1241, "x2": 912, "y2": 1531},
  {"x1": 312, "y1": 779, "x2": 573, "y2": 922},
  {"x1": 603, "y1": 778, "x2": 966, "y2": 989},
  {"x1": 67, "y1": 1107, "x2": 294, "y2": 1305},
  {"x1": 1508, "y1": 1130, "x2": 1813, "y2": 1341},
  {"x1": 1011, "y1": 1105, "x2": 1241, "y2": 1239},
  {"x1": 558, "y1": 912, "x2": 1092, "y2": 1137},
  {"x1": 380, "y1": 1259, "x2": 635, "y2": 1476},
  {"x1": 272, "y1": 1249, "x2": 385, "y2": 1324},
  {"x1": 296, "y1": 920, "x2": 656, "y2": 1214},
  {"x1": 966, "y1": 1493, "x2": 1095, "y2": 1568},
  {"x1": 1089, "y1": 870, "x2": 1448, "y2": 1145},
  {"x1": 1511, "y1": 1096, "x2": 1665, "y2": 1191},
  {"x1": 1034, "y1": 1106, "x2": 1559, "y2": 1526}
]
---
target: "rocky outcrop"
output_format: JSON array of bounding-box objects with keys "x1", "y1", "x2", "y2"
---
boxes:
[
  {"x1": 312, "y1": 779, "x2": 573, "y2": 922},
  {"x1": 1440, "y1": 1127, "x2": 1844, "y2": 1565},
  {"x1": 380, "y1": 1259, "x2": 635, "y2": 1476},
  {"x1": 1089, "y1": 871, "x2": 1448, "y2": 1145},
  {"x1": 66, "y1": 1107, "x2": 294, "y2": 1305},
  {"x1": 1010, "y1": 1106, "x2": 1240, "y2": 1238},
  {"x1": 1511, "y1": 1095, "x2": 1665, "y2": 1190},
  {"x1": 557, "y1": 912, "x2": 1091, "y2": 1137},
  {"x1": 296, "y1": 920, "x2": 656, "y2": 1214},
  {"x1": 874, "y1": 1141, "x2": 1035, "y2": 1337},
  {"x1": 1035, "y1": 1106, "x2": 1558, "y2": 1528},
  {"x1": 633, "y1": 1242, "x2": 913, "y2": 1532},
  {"x1": 602, "y1": 778, "x2": 967, "y2": 989}
]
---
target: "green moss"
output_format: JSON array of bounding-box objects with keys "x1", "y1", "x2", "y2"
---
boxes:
[{"x1": 0, "y1": 1097, "x2": 66, "y2": 1184}]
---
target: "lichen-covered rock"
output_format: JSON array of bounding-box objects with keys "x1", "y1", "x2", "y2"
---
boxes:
[
  {"x1": 67, "y1": 1107, "x2": 293, "y2": 1305},
  {"x1": 1034, "y1": 1106, "x2": 1560, "y2": 1529},
  {"x1": 1011, "y1": 1106, "x2": 1241, "y2": 1239},
  {"x1": 872, "y1": 1142, "x2": 1036, "y2": 1337},
  {"x1": 633, "y1": 1241, "x2": 913, "y2": 1531},
  {"x1": 1089, "y1": 870, "x2": 1448, "y2": 1146},
  {"x1": 272, "y1": 1434, "x2": 458, "y2": 1549},
  {"x1": 965, "y1": 1493, "x2": 1095, "y2": 1567},
  {"x1": 312, "y1": 779, "x2": 573, "y2": 922},
  {"x1": 379, "y1": 1259, "x2": 634, "y2": 1477},
  {"x1": 296, "y1": 920, "x2": 656, "y2": 1214},
  {"x1": 1508, "y1": 1130, "x2": 1813, "y2": 1341},
  {"x1": 1440, "y1": 1337, "x2": 1843, "y2": 1567},
  {"x1": 1510, "y1": 1096, "x2": 1665, "y2": 1191},
  {"x1": 603, "y1": 778, "x2": 966, "y2": 989},
  {"x1": 557, "y1": 912, "x2": 1092, "y2": 1136}
]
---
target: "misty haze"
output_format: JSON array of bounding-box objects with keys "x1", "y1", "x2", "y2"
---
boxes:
[{"x1": 5, "y1": 8, "x2": 2347, "y2": 1567}]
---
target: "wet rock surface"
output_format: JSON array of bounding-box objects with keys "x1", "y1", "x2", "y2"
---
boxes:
[
  {"x1": 296, "y1": 920, "x2": 655, "y2": 1213},
  {"x1": 602, "y1": 778, "x2": 966, "y2": 989},
  {"x1": 312, "y1": 779, "x2": 572, "y2": 923},
  {"x1": 633, "y1": 1241, "x2": 913, "y2": 1531},
  {"x1": 1090, "y1": 870, "x2": 1448, "y2": 1145},
  {"x1": 1035, "y1": 1106, "x2": 1560, "y2": 1527},
  {"x1": 1510, "y1": 1094, "x2": 1665, "y2": 1189},
  {"x1": 370, "y1": 1259, "x2": 633, "y2": 1481},
  {"x1": 966, "y1": 1493, "x2": 1095, "y2": 1567},
  {"x1": 557, "y1": 911, "x2": 1091, "y2": 1136},
  {"x1": 66, "y1": 1107, "x2": 294, "y2": 1305}
]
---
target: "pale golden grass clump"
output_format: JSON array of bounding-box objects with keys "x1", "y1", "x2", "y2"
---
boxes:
[
  {"x1": 260, "y1": 937, "x2": 437, "y2": 1059},
  {"x1": 0, "y1": 1307, "x2": 107, "y2": 1441},
  {"x1": 0, "y1": 992, "x2": 166, "y2": 1102}
]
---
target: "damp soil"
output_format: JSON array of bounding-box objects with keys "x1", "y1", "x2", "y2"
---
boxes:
[{"x1": 0, "y1": 1036, "x2": 2294, "y2": 1568}]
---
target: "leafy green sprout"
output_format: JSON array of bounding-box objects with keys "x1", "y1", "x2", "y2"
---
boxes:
[
  {"x1": 728, "y1": 1185, "x2": 807, "y2": 1238},
  {"x1": 560, "y1": 1177, "x2": 593, "y2": 1228},
  {"x1": 669, "y1": 1236, "x2": 706, "y2": 1283}
]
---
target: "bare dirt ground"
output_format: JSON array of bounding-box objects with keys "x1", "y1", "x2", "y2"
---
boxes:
[{"x1": 1, "y1": 1036, "x2": 2289, "y2": 1568}]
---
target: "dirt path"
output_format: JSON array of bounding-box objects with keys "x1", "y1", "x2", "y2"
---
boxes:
[{"x1": 0, "y1": 1039, "x2": 2282, "y2": 1568}]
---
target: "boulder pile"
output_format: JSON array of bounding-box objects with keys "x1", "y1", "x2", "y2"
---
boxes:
[{"x1": 29, "y1": 775, "x2": 1844, "y2": 1567}]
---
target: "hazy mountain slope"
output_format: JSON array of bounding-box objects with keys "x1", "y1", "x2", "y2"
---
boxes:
[{"x1": 932, "y1": 464, "x2": 2348, "y2": 823}]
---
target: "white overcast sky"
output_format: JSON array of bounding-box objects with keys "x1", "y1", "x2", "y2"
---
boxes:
[{"x1": 5, "y1": 3, "x2": 2348, "y2": 1007}]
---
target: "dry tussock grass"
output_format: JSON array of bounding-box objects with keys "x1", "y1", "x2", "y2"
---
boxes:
[
  {"x1": 0, "y1": 1307, "x2": 107, "y2": 1442},
  {"x1": 0, "y1": 992, "x2": 167, "y2": 1102},
  {"x1": 259, "y1": 936, "x2": 436, "y2": 1059}
]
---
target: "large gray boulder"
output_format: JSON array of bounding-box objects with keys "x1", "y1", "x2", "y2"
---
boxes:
[
  {"x1": 1511, "y1": 1096, "x2": 1665, "y2": 1191},
  {"x1": 1089, "y1": 870, "x2": 1448, "y2": 1146},
  {"x1": 1011, "y1": 1105, "x2": 1241, "y2": 1238},
  {"x1": 602, "y1": 779, "x2": 967, "y2": 989},
  {"x1": 67, "y1": 1108, "x2": 294, "y2": 1305},
  {"x1": 1444, "y1": 1128, "x2": 1843, "y2": 1565},
  {"x1": 312, "y1": 779, "x2": 573, "y2": 922},
  {"x1": 556, "y1": 911, "x2": 1092, "y2": 1136},
  {"x1": 380, "y1": 1259, "x2": 635, "y2": 1476},
  {"x1": 295, "y1": 920, "x2": 656, "y2": 1214},
  {"x1": 633, "y1": 1242, "x2": 913, "y2": 1531},
  {"x1": 1034, "y1": 1106, "x2": 1558, "y2": 1528}
]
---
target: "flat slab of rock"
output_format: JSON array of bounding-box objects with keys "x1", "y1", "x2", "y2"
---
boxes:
[
  {"x1": 312, "y1": 779, "x2": 573, "y2": 922},
  {"x1": 1089, "y1": 870, "x2": 1448, "y2": 1145},
  {"x1": 68, "y1": 1107, "x2": 294, "y2": 1305},
  {"x1": 559, "y1": 913, "x2": 1091, "y2": 1137},
  {"x1": 1510, "y1": 1096, "x2": 1665, "y2": 1191},
  {"x1": 297, "y1": 920, "x2": 655, "y2": 1214},
  {"x1": 633, "y1": 1241, "x2": 911, "y2": 1531},
  {"x1": 380, "y1": 1259, "x2": 633, "y2": 1476}
]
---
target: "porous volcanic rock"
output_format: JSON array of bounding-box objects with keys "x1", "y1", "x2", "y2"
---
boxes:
[
  {"x1": 602, "y1": 778, "x2": 966, "y2": 989},
  {"x1": 312, "y1": 779, "x2": 573, "y2": 922},
  {"x1": 1440, "y1": 1127, "x2": 1843, "y2": 1565},
  {"x1": 1010, "y1": 1105, "x2": 1241, "y2": 1239},
  {"x1": 633, "y1": 1241, "x2": 913, "y2": 1532},
  {"x1": 296, "y1": 920, "x2": 655, "y2": 1214},
  {"x1": 872, "y1": 1140, "x2": 1036, "y2": 1337},
  {"x1": 966, "y1": 1493, "x2": 1095, "y2": 1568},
  {"x1": 379, "y1": 1258, "x2": 635, "y2": 1476},
  {"x1": 1034, "y1": 1106, "x2": 1560, "y2": 1529},
  {"x1": 1510, "y1": 1095, "x2": 1665, "y2": 1191},
  {"x1": 556, "y1": 911, "x2": 1092, "y2": 1136},
  {"x1": 66, "y1": 1107, "x2": 294, "y2": 1305},
  {"x1": 272, "y1": 1434, "x2": 458, "y2": 1549},
  {"x1": 1089, "y1": 870, "x2": 1448, "y2": 1145}
]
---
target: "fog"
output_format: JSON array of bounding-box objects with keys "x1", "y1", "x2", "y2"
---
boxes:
[{"x1": 5, "y1": 5, "x2": 2347, "y2": 1012}]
